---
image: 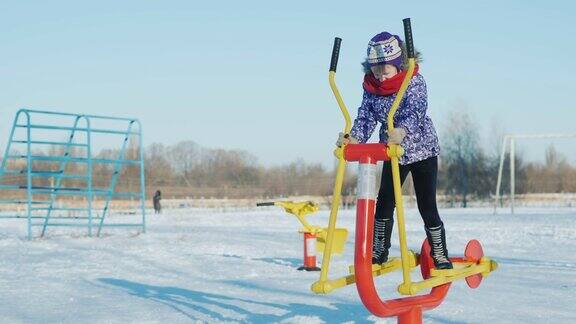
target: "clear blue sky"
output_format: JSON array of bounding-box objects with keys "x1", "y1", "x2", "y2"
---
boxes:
[{"x1": 1, "y1": 0, "x2": 575, "y2": 167}]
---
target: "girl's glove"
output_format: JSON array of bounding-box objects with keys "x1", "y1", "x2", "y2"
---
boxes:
[
  {"x1": 388, "y1": 128, "x2": 407, "y2": 144},
  {"x1": 336, "y1": 132, "x2": 359, "y2": 147}
]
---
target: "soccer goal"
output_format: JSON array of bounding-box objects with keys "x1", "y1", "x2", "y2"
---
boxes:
[{"x1": 493, "y1": 133, "x2": 576, "y2": 214}]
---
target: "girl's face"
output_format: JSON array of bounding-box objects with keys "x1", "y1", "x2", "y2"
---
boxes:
[{"x1": 371, "y1": 64, "x2": 399, "y2": 81}]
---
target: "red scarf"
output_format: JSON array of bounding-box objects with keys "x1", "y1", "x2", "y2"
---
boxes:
[{"x1": 363, "y1": 65, "x2": 420, "y2": 96}]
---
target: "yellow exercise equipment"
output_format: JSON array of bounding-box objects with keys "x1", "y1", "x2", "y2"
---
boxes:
[{"x1": 256, "y1": 200, "x2": 348, "y2": 262}]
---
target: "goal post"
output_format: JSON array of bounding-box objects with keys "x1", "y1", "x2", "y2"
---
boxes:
[{"x1": 493, "y1": 133, "x2": 576, "y2": 214}]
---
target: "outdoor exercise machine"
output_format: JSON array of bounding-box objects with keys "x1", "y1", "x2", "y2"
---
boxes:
[
  {"x1": 256, "y1": 200, "x2": 348, "y2": 271},
  {"x1": 310, "y1": 18, "x2": 498, "y2": 323},
  {"x1": 0, "y1": 109, "x2": 146, "y2": 239}
]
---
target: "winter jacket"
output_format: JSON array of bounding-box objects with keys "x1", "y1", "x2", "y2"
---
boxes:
[{"x1": 349, "y1": 74, "x2": 440, "y2": 165}]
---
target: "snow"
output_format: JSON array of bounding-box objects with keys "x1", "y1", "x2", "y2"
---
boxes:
[{"x1": 0, "y1": 206, "x2": 575, "y2": 323}]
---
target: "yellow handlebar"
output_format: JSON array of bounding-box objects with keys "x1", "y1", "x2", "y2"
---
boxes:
[
  {"x1": 387, "y1": 60, "x2": 415, "y2": 133},
  {"x1": 257, "y1": 201, "x2": 320, "y2": 233},
  {"x1": 329, "y1": 71, "x2": 352, "y2": 135}
]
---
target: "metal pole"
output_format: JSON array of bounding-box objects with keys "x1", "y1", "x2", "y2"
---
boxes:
[
  {"x1": 493, "y1": 136, "x2": 508, "y2": 214},
  {"x1": 1, "y1": 110, "x2": 25, "y2": 173},
  {"x1": 41, "y1": 115, "x2": 83, "y2": 237},
  {"x1": 96, "y1": 121, "x2": 135, "y2": 236},
  {"x1": 510, "y1": 137, "x2": 515, "y2": 214},
  {"x1": 137, "y1": 120, "x2": 147, "y2": 234},
  {"x1": 86, "y1": 116, "x2": 93, "y2": 237},
  {"x1": 25, "y1": 111, "x2": 32, "y2": 240}
]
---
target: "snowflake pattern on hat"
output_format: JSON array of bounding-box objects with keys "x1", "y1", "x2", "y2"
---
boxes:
[
  {"x1": 367, "y1": 32, "x2": 403, "y2": 67},
  {"x1": 350, "y1": 74, "x2": 440, "y2": 165},
  {"x1": 383, "y1": 44, "x2": 394, "y2": 54}
]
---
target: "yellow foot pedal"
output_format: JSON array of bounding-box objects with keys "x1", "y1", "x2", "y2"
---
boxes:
[
  {"x1": 348, "y1": 258, "x2": 401, "y2": 275},
  {"x1": 348, "y1": 263, "x2": 382, "y2": 274},
  {"x1": 430, "y1": 268, "x2": 458, "y2": 277}
]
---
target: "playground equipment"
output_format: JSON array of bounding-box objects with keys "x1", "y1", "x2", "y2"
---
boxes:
[
  {"x1": 310, "y1": 19, "x2": 498, "y2": 323},
  {"x1": 256, "y1": 201, "x2": 348, "y2": 271},
  {"x1": 0, "y1": 109, "x2": 146, "y2": 239}
]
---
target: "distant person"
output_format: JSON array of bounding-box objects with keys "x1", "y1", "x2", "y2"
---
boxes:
[
  {"x1": 153, "y1": 190, "x2": 162, "y2": 214},
  {"x1": 337, "y1": 31, "x2": 452, "y2": 269}
]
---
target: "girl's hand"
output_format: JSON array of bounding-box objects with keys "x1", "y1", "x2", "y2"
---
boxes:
[
  {"x1": 388, "y1": 128, "x2": 407, "y2": 144},
  {"x1": 336, "y1": 132, "x2": 359, "y2": 147}
]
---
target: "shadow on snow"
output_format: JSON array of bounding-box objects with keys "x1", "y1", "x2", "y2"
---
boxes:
[{"x1": 99, "y1": 278, "x2": 460, "y2": 323}]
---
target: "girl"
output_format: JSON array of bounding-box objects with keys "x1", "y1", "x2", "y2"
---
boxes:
[{"x1": 338, "y1": 32, "x2": 452, "y2": 269}]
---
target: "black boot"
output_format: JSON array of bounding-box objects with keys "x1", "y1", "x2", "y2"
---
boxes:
[
  {"x1": 425, "y1": 223, "x2": 453, "y2": 270},
  {"x1": 372, "y1": 218, "x2": 393, "y2": 264}
]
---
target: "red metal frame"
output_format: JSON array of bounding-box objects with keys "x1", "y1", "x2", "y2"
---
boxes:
[{"x1": 345, "y1": 143, "x2": 451, "y2": 324}]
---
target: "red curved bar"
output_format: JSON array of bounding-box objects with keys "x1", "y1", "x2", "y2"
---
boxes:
[
  {"x1": 345, "y1": 143, "x2": 451, "y2": 322},
  {"x1": 344, "y1": 143, "x2": 389, "y2": 163},
  {"x1": 354, "y1": 198, "x2": 451, "y2": 320}
]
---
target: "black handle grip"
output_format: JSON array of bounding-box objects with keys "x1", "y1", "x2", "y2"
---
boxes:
[
  {"x1": 402, "y1": 18, "x2": 415, "y2": 59},
  {"x1": 329, "y1": 37, "x2": 342, "y2": 72},
  {"x1": 256, "y1": 202, "x2": 275, "y2": 207}
]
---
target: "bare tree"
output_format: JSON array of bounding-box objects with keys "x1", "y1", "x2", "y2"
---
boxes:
[
  {"x1": 168, "y1": 141, "x2": 200, "y2": 187},
  {"x1": 441, "y1": 108, "x2": 483, "y2": 207}
]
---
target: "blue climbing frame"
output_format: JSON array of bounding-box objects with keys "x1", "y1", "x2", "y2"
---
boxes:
[{"x1": 0, "y1": 109, "x2": 146, "y2": 239}]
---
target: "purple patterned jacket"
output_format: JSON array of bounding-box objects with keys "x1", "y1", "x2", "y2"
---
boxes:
[{"x1": 349, "y1": 74, "x2": 440, "y2": 165}]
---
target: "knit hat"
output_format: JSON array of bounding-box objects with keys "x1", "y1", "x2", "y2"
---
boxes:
[{"x1": 366, "y1": 32, "x2": 403, "y2": 69}]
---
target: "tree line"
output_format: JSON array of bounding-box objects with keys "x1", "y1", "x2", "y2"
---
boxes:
[{"x1": 1, "y1": 110, "x2": 575, "y2": 204}]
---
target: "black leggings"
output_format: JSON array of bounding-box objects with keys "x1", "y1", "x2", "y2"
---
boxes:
[{"x1": 374, "y1": 156, "x2": 442, "y2": 228}]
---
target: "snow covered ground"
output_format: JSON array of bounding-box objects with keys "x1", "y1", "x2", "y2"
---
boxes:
[{"x1": 0, "y1": 206, "x2": 575, "y2": 323}]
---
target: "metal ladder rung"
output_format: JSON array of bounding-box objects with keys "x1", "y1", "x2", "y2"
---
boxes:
[
  {"x1": 31, "y1": 223, "x2": 100, "y2": 228},
  {"x1": 25, "y1": 189, "x2": 93, "y2": 196},
  {"x1": 6, "y1": 155, "x2": 141, "y2": 165},
  {"x1": 34, "y1": 173, "x2": 88, "y2": 179},
  {"x1": 2, "y1": 170, "x2": 88, "y2": 178},
  {"x1": 30, "y1": 207, "x2": 91, "y2": 212},
  {"x1": 11, "y1": 140, "x2": 88, "y2": 147},
  {"x1": 15, "y1": 124, "x2": 140, "y2": 135},
  {"x1": 3, "y1": 185, "x2": 84, "y2": 191},
  {"x1": 20, "y1": 188, "x2": 142, "y2": 198},
  {"x1": 27, "y1": 186, "x2": 84, "y2": 191},
  {"x1": 98, "y1": 223, "x2": 144, "y2": 227},
  {"x1": 0, "y1": 185, "x2": 21, "y2": 190},
  {"x1": 0, "y1": 216, "x2": 102, "y2": 220},
  {"x1": 0, "y1": 200, "x2": 51, "y2": 205}
]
